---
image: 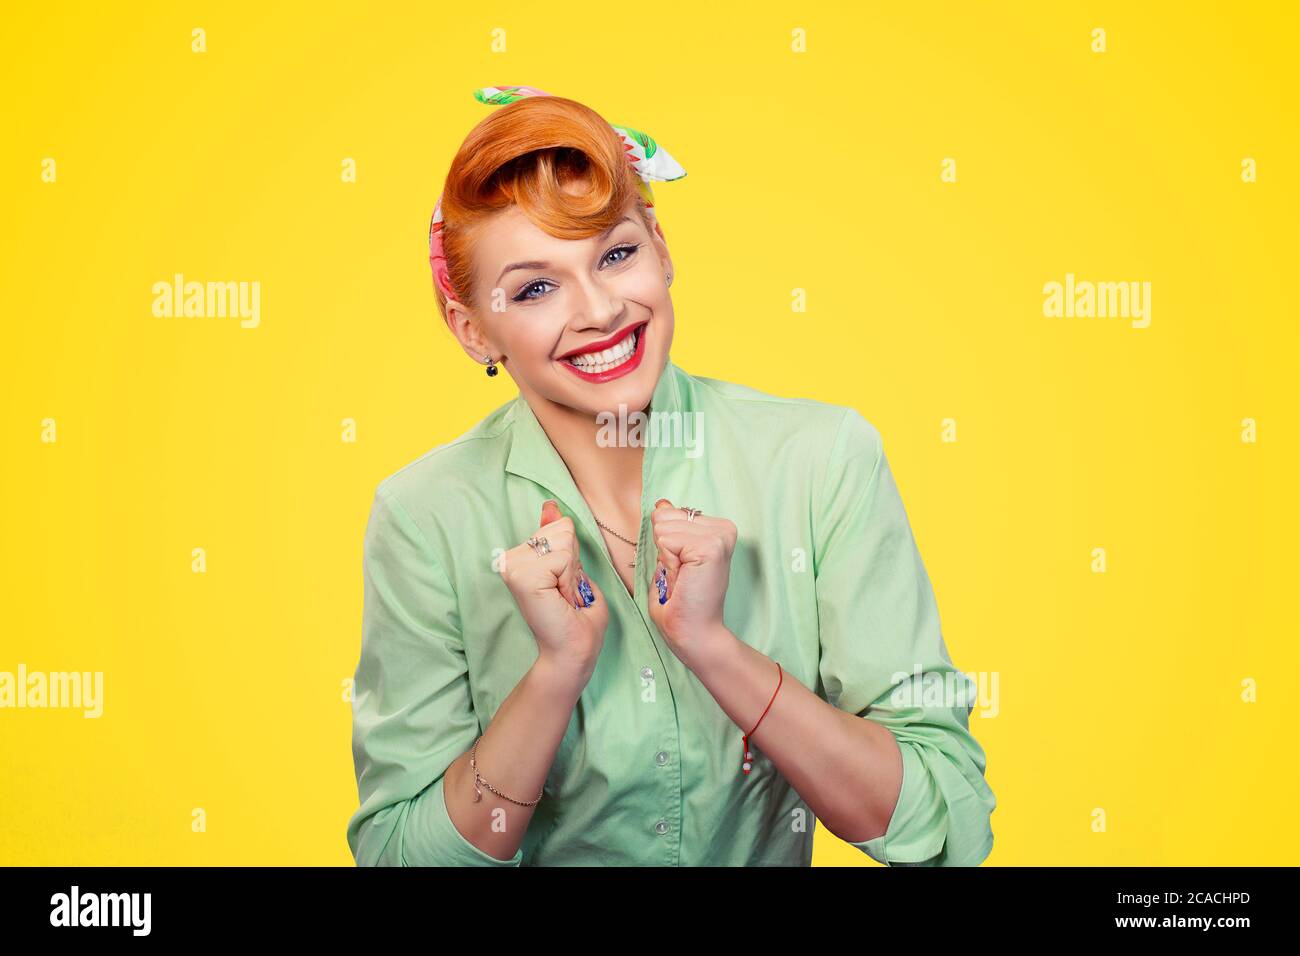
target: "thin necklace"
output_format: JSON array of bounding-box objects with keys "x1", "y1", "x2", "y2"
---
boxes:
[{"x1": 592, "y1": 514, "x2": 638, "y2": 568}]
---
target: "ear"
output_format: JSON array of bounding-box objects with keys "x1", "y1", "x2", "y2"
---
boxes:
[
  {"x1": 649, "y1": 218, "x2": 674, "y2": 283},
  {"x1": 442, "y1": 298, "x2": 497, "y2": 364}
]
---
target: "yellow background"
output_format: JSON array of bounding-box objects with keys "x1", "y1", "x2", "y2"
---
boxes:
[{"x1": 2, "y1": 1, "x2": 1296, "y2": 865}]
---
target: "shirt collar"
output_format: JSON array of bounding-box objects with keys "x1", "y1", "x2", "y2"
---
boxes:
[{"x1": 504, "y1": 358, "x2": 686, "y2": 510}]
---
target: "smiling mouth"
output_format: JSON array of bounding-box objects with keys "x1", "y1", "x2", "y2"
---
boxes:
[{"x1": 559, "y1": 321, "x2": 648, "y2": 379}]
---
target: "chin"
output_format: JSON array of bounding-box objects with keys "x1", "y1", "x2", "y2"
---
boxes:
[{"x1": 564, "y1": 362, "x2": 660, "y2": 419}]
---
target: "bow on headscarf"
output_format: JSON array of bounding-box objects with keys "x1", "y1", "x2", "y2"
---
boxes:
[{"x1": 428, "y1": 85, "x2": 687, "y2": 303}]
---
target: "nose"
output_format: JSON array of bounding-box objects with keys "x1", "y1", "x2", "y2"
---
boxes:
[{"x1": 569, "y1": 269, "x2": 625, "y2": 334}]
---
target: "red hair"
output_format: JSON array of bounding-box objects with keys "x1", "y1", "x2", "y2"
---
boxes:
[{"x1": 434, "y1": 95, "x2": 655, "y2": 320}]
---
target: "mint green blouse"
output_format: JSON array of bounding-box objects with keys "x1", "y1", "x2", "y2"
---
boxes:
[{"x1": 346, "y1": 360, "x2": 996, "y2": 866}]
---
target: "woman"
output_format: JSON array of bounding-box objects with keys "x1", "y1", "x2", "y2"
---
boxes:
[{"x1": 346, "y1": 86, "x2": 996, "y2": 866}]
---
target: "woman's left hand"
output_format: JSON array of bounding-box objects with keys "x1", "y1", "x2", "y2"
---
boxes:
[{"x1": 646, "y1": 498, "x2": 737, "y2": 668}]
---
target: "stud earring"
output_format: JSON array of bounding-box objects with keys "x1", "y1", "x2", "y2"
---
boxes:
[
  {"x1": 483, "y1": 354, "x2": 498, "y2": 377},
  {"x1": 666, "y1": 272, "x2": 673, "y2": 287}
]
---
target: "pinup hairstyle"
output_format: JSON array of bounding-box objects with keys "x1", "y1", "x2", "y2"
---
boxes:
[{"x1": 434, "y1": 95, "x2": 655, "y2": 321}]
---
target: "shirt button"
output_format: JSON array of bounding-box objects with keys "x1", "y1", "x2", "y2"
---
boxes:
[
  {"x1": 640, "y1": 666, "x2": 654, "y2": 679},
  {"x1": 655, "y1": 750, "x2": 668, "y2": 766},
  {"x1": 654, "y1": 819, "x2": 669, "y2": 835}
]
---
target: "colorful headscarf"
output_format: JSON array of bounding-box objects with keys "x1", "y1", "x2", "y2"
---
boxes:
[{"x1": 428, "y1": 85, "x2": 687, "y2": 303}]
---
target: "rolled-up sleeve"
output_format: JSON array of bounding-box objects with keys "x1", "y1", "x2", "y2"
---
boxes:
[
  {"x1": 346, "y1": 485, "x2": 522, "y2": 867},
  {"x1": 813, "y1": 409, "x2": 996, "y2": 867}
]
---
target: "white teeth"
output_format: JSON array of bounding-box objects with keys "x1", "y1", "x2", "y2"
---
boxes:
[{"x1": 567, "y1": 327, "x2": 640, "y2": 373}]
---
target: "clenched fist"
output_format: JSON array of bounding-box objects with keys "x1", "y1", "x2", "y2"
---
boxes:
[
  {"x1": 646, "y1": 498, "x2": 737, "y2": 670},
  {"x1": 500, "y1": 499, "x2": 609, "y2": 682}
]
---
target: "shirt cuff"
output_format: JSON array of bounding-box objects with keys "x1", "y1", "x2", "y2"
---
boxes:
[
  {"x1": 403, "y1": 774, "x2": 524, "y2": 867},
  {"x1": 848, "y1": 739, "x2": 948, "y2": 866}
]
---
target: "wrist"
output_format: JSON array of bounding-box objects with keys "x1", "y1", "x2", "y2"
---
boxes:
[
  {"x1": 679, "y1": 622, "x2": 741, "y2": 677},
  {"x1": 531, "y1": 651, "x2": 595, "y2": 700}
]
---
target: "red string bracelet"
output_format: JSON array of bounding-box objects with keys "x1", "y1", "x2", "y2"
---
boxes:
[{"x1": 742, "y1": 661, "x2": 783, "y2": 776}]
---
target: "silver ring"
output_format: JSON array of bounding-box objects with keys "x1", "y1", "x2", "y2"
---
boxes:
[
  {"x1": 527, "y1": 535, "x2": 551, "y2": 556},
  {"x1": 682, "y1": 507, "x2": 702, "y2": 522}
]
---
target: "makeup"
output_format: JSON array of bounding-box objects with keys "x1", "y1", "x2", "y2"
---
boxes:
[{"x1": 558, "y1": 319, "x2": 649, "y2": 384}]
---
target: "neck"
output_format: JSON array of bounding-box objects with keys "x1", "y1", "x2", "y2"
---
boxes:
[{"x1": 527, "y1": 389, "x2": 648, "y2": 521}]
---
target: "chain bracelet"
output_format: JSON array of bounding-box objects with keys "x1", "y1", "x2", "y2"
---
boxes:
[{"x1": 469, "y1": 735, "x2": 544, "y2": 807}]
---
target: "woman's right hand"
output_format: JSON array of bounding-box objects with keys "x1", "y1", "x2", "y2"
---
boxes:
[{"x1": 500, "y1": 499, "x2": 609, "y2": 680}]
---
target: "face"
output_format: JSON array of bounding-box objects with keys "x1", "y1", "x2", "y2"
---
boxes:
[{"x1": 444, "y1": 190, "x2": 675, "y2": 420}]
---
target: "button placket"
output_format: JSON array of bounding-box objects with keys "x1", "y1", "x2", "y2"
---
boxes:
[{"x1": 627, "y1": 438, "x2": 684, "y2": 864}]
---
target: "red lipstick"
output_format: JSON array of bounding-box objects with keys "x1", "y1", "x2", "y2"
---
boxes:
[{"x1": 558, "y1": 320, "x2": 648, "y2": 384}]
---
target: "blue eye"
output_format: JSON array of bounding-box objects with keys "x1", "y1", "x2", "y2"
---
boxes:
[
  {"x1": 602, "y1": 243, "x2": 640, "y2": 266},
  {"x1": 510, "y1": 244, "x2": 640, "y2": 302},
  {"x1": 514, "y1": 280, "x2": 554, "y2": 302}
]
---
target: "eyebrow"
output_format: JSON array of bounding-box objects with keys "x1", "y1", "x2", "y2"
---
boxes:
[{"x1": 495, "y1": 215, "x2": 634, "y2": 286}]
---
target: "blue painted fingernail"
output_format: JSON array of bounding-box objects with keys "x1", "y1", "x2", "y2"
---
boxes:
[
  {"x1": 656, "y1": 567, "x2": 668, "y2": 604},
  {"x1": 579, "y1": 575, "x2": 595, "y2": 606}
]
